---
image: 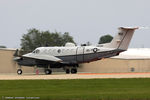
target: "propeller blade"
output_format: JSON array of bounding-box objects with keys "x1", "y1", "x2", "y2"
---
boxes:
[
  {"x1": 13, "y1": 57, "x2": 22, "y2": 61},
  {"x1": 13, "y1": 49, "x2": 19, "y2": 57}
]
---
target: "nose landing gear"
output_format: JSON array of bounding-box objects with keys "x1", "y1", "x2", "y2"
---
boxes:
[{"x1": 17, "y1": 69, "x2": 22, "y2": 75}]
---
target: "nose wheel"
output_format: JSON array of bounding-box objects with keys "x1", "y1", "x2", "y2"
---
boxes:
[{"x1": 17, "y1": 69, "x2": 22, "y2": 75}]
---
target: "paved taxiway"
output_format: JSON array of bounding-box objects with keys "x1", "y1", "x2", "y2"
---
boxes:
[{"x1": 0, "y1": 72, "x2": 150, "y2": 80}]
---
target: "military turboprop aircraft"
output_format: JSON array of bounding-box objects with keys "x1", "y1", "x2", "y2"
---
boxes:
[{"x1": 14, "y1": 27, "x2": 138, "y2": 75}]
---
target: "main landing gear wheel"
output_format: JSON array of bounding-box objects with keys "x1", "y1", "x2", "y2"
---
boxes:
[
  {"x1": 45, "y1": 69, "x2": 52, "y2": 75},
  {"x1": 71, "y1": 68, "x2": 77, "y2": 74},
  {"x1": 65, "y1": 69, "x2": 70, "y2": 74},
  {"x1": 17, "y1": 69, "x2": 22, "y2": 75}
]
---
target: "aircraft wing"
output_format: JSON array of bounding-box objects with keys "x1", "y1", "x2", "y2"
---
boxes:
[{"x1": 22, "y1": 53, "x2": 62, "y2": 62}]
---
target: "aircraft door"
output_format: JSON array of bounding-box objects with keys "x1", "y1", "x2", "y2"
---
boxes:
[{"x1": 76, "y1": 47, "x2": 84, "y2": 62}]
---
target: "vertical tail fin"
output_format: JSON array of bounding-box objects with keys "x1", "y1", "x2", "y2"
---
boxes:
[{"x1": 105, "y1": 27, "x2": 138, "y2": 50}]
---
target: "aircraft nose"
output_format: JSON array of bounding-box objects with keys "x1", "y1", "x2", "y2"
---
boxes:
[{"x1": 22, "y1": 53, "x2": 33, "y2": 57}]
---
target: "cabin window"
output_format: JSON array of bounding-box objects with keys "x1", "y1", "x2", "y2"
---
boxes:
[
  {"x1": 57, "y1": 49, "x2": 61, "y2": 53},
  {"x1": 36, "y1": 49, "x2": 40, "y2": 53}
]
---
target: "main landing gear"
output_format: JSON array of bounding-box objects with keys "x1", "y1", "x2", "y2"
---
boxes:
[{"x1": 65, "y1": 68, "x2": 77, "y2": 74}]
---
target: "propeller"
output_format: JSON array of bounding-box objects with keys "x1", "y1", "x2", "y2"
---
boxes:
[{"x1": 13, "y1": 49, "x2": 22, "y2": 69}]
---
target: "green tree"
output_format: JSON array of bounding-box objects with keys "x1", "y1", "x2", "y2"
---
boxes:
[
  {"x1": 98, "y1": 34, "x2": 113, "y2": 44},
  {"x1": 0, "y1": 45, "x2": 6, "y2": 48},
  {"x1": 61, "y1": 32, "x2": 75, "y2": 46},
  {"x1": 20, "y1": 28, "x2": 75, "y2": 52}
]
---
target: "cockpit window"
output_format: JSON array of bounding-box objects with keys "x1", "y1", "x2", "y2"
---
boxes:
[
  {"x1": 33, "y1": 49, "x2": 40, "y2": 54},
  {"x1": 32, "y1": 50, "x2": 36, "y2": 53}
]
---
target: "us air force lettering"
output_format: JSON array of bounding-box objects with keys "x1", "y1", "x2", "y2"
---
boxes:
[{"x1": 13, "y1": 27, "x2": 138, "y2": 75}]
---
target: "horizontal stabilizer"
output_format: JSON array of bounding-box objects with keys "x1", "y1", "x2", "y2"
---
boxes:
[{"x1": 119, "y1": 27, "x2": 139, "y2": 30}]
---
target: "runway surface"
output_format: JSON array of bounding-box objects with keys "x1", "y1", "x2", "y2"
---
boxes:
[{"x1": 0, "y1": 72, "x2": 150, "y2": 80}]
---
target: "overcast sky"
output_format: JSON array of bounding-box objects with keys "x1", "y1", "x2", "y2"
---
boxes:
[{"x1": 0, "y1": 0, "x2": 150, "y2": 48}]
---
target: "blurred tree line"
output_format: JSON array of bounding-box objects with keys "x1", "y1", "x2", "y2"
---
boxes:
[
  {"x1": 0, "y1": 46, "x2": 6, "y2": 48},
  {"x1": 83, "y1": 35, "x2": 113, "y2": 46},
  {"x1": 20, "y1": 28, "x2": 75, "y2": 53},
  {"x1": 20, "y1": 28, "x2": 113, "y2": 54},
  {"x1": 98, "y1": 34, "x2": 113, "y2": 44},
  {"x1": 0, "y1": 29, "x2": 113, "y2": 51}
]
